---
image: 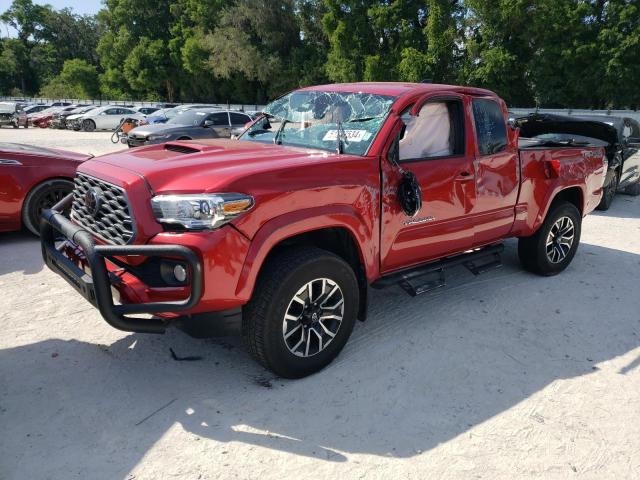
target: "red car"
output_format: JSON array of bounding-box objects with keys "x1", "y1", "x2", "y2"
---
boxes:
[
  {"x1": 41, "y1": 82, "x2": 606, "y2": 377},
  {"x1": 0, "y1": 143, "x2": 91, "y2": 235}
]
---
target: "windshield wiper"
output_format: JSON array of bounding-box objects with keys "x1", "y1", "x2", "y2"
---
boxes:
[
  {"x1": 336, "y1": 121, "x2": 349, "y2": 154},
  {"x1": 343, "y1": 116, "x2": 382, "y2": 123},
  {"x1": 273, "y1": 118, "x2": 288, "y2": 145}
]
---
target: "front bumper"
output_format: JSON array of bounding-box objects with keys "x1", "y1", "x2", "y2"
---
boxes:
[{"x1": 40, "y1": 194, "x2": 204, "y2": 334}]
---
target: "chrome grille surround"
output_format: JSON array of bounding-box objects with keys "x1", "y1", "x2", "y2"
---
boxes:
[{"x1": 70, "y1": 173, "x2": 135, "y2": 245}]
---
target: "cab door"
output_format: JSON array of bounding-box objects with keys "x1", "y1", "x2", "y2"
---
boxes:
[
  {"x1": 469, "y1": 97, "x2": 519, "y2": 245},
  {"x1": 380, "y1": 94, "x2": 477, "y2": 273},
  {"x1": 620, "y1": 119, "x2": 640, "y2": 189}
]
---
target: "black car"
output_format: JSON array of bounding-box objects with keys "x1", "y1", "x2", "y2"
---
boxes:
[
  {"x1": 516, "y1": 113, "x2": 640, "y2": 210},
  {"x1": 126, "y1": 108, "x2": 253, "y2": 147}
]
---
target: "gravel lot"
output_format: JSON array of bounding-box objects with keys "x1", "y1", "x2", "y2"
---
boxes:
[{"x1": 1, "y1": 127, "x2": 639, "y2": 480}]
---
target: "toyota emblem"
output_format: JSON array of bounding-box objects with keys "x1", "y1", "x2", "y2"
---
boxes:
[{"x1": 84, "y1": 188, "x2": 103, "y2": 217}]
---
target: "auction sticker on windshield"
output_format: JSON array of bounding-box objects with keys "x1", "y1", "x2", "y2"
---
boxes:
[{"x1": 322, "y1": 130, "x2": 371, "y2": 142}]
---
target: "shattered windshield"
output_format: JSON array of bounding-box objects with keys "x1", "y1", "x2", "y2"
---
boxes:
[{"x1": 240, "y1": 90, "x2": 395, "y2": 155}]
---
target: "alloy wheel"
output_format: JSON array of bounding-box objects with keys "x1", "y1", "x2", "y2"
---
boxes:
[
  {"x1": 282, "y1": 278, "x2": 344, "y2": 357},
  {"x1": 545, "y1": 216, "x2": 575, "y2": 264}
]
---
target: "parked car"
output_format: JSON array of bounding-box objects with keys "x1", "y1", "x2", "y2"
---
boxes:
[
  {"x1": 23, "y1": 104, "x2": 50, "y2": 115},
  {"x1": 31, "y1": 106, "x2": 79, "y2": 128},
  {"x1": 0, "y1": 102, "x2": 28, "y2": 128},
  {"x1": 74, "y1": 105, "x2": 146, "y2": 132},
  {"x1": 517, "y1": 113, "x2": 640, "y2": 209},
  {"x1": 127, "y1": 109, "x2": 252, "y2": 147},
  {"x1": 50, "y1": 102, "x2": 72, "y2": 107},
  {"x1": 48, "y1": 105, "x2": 93, "y2": 129},
  {"x1": 41, "y1": 82, "x2": 608, "y2": 378},
  {"x1": 134, "y1": 106, "x2": 161, "y2": 116},
  {"x1": 0, "y1": 143, "x2": 91, "y2": 235},
  {"x1": 140, "y1": 105, "x2": 217, "y2": 126}
]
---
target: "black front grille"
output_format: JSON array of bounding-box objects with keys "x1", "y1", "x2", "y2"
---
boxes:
[{"x1": 71, "y1": 173, "x2": 135, "y2": 245}]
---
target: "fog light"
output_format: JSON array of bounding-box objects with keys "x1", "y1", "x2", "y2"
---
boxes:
[{"x1": 174, "y1": 264, "x2": 187, "y2": 283}]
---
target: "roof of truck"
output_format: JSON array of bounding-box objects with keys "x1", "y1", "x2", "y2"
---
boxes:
[{"x1": 299, "y1": 82, "x2": 497, "y2": 98}]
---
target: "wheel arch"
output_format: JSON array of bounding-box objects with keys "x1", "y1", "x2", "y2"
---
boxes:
[{"x1": 235, "y1": 208, "x2": 376, "y2": 321}]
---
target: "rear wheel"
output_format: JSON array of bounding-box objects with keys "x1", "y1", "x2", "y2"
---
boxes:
[
  {"x1": 518, "y1": 201, "x2": 582, "y2": 276},
  {"x1": 82, "y1": 119, "x2": 96, "y2": 132},
  {"x1": 21, "y1": 179, "x2": 74, "y2": 236},
  {"x1": 597, "y1": 168, "x2": 620, "y2": 211},
  {"x1": 243, "y1": 247, "x2": 359, "y2": 378}
]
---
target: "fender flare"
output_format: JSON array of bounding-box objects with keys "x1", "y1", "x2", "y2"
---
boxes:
[
  {"x1": 235, "y1": 205, "x2": 378, "y2": 301},
  {"x1": 531, "y1": 183, "x2": 586, "y2": 232}
]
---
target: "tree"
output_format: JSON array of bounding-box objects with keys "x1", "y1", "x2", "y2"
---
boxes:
[{"x1": 39, "y1": 58, "x2": 99, "y2": 98}]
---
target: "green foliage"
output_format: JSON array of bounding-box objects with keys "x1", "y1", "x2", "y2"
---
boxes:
[
  {"x1": 1, "y1": 0, "x2": 639, "y2": 108},
  {"x1": 39, "y1": 59, "x2": 99, "y2": 98}
]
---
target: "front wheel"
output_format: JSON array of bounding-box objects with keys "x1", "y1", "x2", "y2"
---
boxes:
[
  {"x1": 21, "y1": 179, "x2": 74, "y2": 236},
  {"x1": 518, "y1": 201, "x2": 582, "y2": 276},
  {"x1": 82, "y1": 119, "x2": 96, "y2": 132},
  {"x1": 243, "y1": 247, "x2": 359, "y2": 378}
]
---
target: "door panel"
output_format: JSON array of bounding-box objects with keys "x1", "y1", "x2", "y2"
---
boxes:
[
  {"x1": 620, "y1": 121, "x2": 640, "y2": 187},
  {"x1": 380, "y1": 96, "x2": 477, "y2": 273},
  {"x1": 469, "y1": 98, "x2": 518, "y2": 245}
]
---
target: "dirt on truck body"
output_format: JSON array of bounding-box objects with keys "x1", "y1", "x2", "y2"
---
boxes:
[{"x1": 41, "y1": 82, "x2": 607, "y2": 378}]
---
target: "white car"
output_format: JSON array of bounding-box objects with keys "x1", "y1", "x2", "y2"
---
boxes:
[{"x1": 75, "y1": 106, "x2": 146, "y2": 132}]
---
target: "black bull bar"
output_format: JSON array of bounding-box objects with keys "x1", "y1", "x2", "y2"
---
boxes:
[{"x1": 40, "y1": 194, "x2": 203, "y2": 334}]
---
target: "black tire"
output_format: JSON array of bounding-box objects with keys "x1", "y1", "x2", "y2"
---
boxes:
[
  {"x1": 518, "y1": 201, "x2": 582, "y2": 276},
  {"x1": 242, "y1": 247, "x2": 359, "y2": 378},
  {"x1": 623, "y1": 180, "x2": 640, "y2": 196},
  {"x1": 596, "y1": 168, "x2": 620, "y2": 211},
  {"x1": 21, "y1": 179, "x2": 74, "y2": 236},
  {"x1": 24, "y1": 122, "x2": 28, "y2": 129},
  {"x1": 12, "y1": 121, "x2": 18, "y2": 129},
  {"x1": 82, "y1": 119, "x2": 96, "y2": 132}
]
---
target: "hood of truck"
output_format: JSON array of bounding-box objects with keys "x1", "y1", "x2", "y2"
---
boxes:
[
  {"x1": 86, "y1": 139, "x2": 351, "y2": 192},
  {"x1": 516, "y1": 113, "x2": 618, "y2": 145}
]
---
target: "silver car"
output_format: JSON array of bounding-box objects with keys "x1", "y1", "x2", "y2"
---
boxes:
[
  {"x1": 76, "y1": 106, "x2": 146, "y2": 131},
  {"x1": 127, "y1": 109, "x2": 253, "y2": 147}
]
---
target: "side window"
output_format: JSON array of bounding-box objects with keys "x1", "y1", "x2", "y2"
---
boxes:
[
  {"x1": 104, "y1": 108, "x2": 118, "y2": 115},
  {"x1": 208, "y1": 112, "x2": 230, "y2": 126},
  {"x1": 121, "y1": 108, "x2": 135, "y2": 115},
  {"x1": 229, "y1": 113, "x2": 250, "y2": 125},
  {"x1": 472, "y1": 99, "x2": 508, "y2": 155},
  {"x1": 626, "y1": 119, "x2": 640, "y2": 140},
  {"x1": 399, "y1": 101, "x2": 464, "y2": 161}
]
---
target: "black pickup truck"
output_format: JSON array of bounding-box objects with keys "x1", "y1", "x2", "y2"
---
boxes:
[{"x1": 517, "y1": 113, "x2": 640, "y2": 209}]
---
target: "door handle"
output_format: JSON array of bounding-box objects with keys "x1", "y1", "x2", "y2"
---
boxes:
[{"x1": 455, "y1": 171, "x2": 474, "y2": 182}]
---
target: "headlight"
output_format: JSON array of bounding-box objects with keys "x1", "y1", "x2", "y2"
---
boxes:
[
  {"x1": 151, "y1": 193, "x2": 254, "y2": 230},
  {"x1": 148, "y1": 133, "x2": 171, "y2": 141}
]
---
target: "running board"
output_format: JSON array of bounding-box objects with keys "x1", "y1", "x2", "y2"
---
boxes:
[{"x1": 372, "y1": 244, "x2": 504, "y2": 297}]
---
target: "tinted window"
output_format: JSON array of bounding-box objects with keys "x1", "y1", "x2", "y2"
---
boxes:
[
  {"x1": 104, "y1": 108, "x2": 118, "y2": 115},
  {"x1": 472, "y1": 99, "x2": 507, "y2": 155},
  {"x1": 229, "y1": 113, "x2": 251, "y2": 125},
  {"x1": 208, "y1": 112, "x2": 229, "y2": 126}
]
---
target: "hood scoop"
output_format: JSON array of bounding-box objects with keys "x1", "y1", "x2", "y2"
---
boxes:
[{"x1": 163, "y1": 142, "x2": 202, "y2": 155}]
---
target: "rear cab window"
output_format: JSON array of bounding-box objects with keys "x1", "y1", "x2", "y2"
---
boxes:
[{"x1": 472, "y1": 98, "x2": 508, "y2": 155}]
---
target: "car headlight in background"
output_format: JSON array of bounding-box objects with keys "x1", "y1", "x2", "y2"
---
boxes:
[
  {"x1": 151, "y1": 193, "x2": 254, "y2": 230},
  {"x1": 148, "y1": 133, "x2": 172, "y2": 141}
]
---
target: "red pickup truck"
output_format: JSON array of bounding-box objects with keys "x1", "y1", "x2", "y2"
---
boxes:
[{"x1": 41, "y1": 83, "x2": 606, "y2": 378}]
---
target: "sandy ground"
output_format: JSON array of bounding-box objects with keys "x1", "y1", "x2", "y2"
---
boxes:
[
  {"x1": 1, "y1": 126, "x2": 127, "y2": 156},
  {"x1": 1, "y1": 127, "x2": 640, "y2": 480}
]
